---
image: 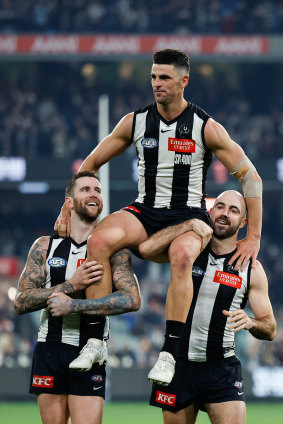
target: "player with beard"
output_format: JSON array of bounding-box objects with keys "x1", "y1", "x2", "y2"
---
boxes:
[
  {"x1": 14, "y1": 171, "x2": 141, "y2": 424},
  {"x1": 146, "y1": 190, "x2": 276, "y2": 424}
]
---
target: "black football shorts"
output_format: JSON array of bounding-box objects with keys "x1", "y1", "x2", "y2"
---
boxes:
[
  {"x1": 150, "y1": 356, "x2": 245, "y2": 412},
  {"x1": 29, "y1": 342, "x2": 106, "y2": 398},
  {"x1": 122, "y1": 202, "x2": 210, "y2": 238}
]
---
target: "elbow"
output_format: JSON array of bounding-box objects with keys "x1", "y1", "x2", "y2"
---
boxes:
[
  {"x1": 128, "y1": 295, "x2": 141, "y2": 312},
  {"x1": 14, "y1": 301, "x2": 24, "y2": 315},
  {"x1": 268, "y1": 323, "x2": 277, "y2": 341}
]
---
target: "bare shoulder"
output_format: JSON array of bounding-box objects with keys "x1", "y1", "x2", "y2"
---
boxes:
[
  {"x1": 27, "y1": 236, "x2": 50, "y2": 260},
  {"x1": 205, "y1": 118, "x2": 231, "y2": 149},
  {"x1": 114, "y1": 112, "x2": 134, "y2": 138},
  {"x1": 250, "y1": 260, "x2": 267, "y2": 287}
]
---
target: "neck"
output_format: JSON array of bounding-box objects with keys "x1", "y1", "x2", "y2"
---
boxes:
[
  {"x1": 69, "y1": 213, "x2": 98, "y2": 244},
  {"x1": 209, "y1": 235, "x2": 237, "y2": 256},
  {"x1": 157, "y1": 98, "x2": 188, "y2": 121}
]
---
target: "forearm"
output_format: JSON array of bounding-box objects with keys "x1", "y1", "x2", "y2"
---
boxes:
[
  {"x1": 14, "y1": 281, "x2": 75, "y2": 314},
  {"x1": 70, "y1": 290, "x2": 140, "y2": 316},
  {"x1": 248, "y1": 315, "x2": 276, "y2": 341},
  {"x1": 245, "y1": 196, "x2": 262, "y2": 239},
  {"x1": 140, "y1": 221, "x2": 192, "y2": 259}
]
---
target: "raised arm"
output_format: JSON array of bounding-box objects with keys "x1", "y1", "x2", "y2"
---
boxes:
[
  {"x1": 54, "y1": 113, "x2": 134, "y2": 237},
  {"x1": 47, "y1": 248, "x2": 141, "y2": 317},
  {"x1": 205, "y1": 119, "x2": 262, "y2": 271},
  {"x1": 223, "y1": 261, "x2": 276, "y2": 340},
  {"x1": 14, "y1": 236, "x2": 103, "y2": 315},
  {"x1": 79, "y1": 112, "x2": 134, "y2": 173}
]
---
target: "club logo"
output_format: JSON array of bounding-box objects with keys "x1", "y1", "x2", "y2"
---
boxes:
[
  {"x1": 192, "y1": 266, "x2": 205, "y2": 276},
  {"x1": 141, "y1": 138, "x2": 159, "y2": 148},
  {"x1": 48, "y1": 257, "x2": 67, "y2": 267}
]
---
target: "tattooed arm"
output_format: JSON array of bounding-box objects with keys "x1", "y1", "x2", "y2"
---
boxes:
[
  {"x1": 14, "y1": 236, "x2": 104, "y2": 315},
  {"x1": 47, "y1": 249, "x2": 141, "y2": 317}
]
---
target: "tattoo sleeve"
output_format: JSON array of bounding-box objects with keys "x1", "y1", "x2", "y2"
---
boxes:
[
  {"x1": 70, "y1": 249, "x2": 141, "y2": 316},
  {"x1": 14, "y1": 237, "x2": 76, "y2": 315}
]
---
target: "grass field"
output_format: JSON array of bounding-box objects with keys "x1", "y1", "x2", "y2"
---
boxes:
[{"x1": 0, "y1": 401, "x2": 282, "y2": 423}]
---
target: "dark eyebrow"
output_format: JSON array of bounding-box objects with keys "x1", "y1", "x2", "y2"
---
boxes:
[{"x1": 215, "y1": 201, "x2": 240, "y2": 214}]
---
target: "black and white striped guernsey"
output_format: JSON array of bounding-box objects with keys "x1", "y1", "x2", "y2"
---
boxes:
[
  {"x1": 132, "y1": 102, "x2": 213, "y2": 209},
  {"x1": 37, "y1": 235, "x2": 108, "y2": 347},
  {"x1": 178, "y1": 247, "x2": 251, "y2": 362}
]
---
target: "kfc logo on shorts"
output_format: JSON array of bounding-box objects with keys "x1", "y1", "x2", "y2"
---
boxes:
[
  {"x1": 77, "y1": 258, "x2": 86, "y2": 268},
  {"x1": 32, "y1": 375, "x2": 54, "y2": 388},
  {"x1": 156, "y1": 391, "x2": 176, "y2": 406}
]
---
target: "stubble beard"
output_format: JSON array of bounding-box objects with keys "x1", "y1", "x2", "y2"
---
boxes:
[{"x1": 73, "y1": 199, "x2": 102, "y2": 223}]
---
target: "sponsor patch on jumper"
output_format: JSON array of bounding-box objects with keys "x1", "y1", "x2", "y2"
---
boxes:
[
  {"x1": 48, "y1": 257, "x2": 67, "y2": 267},
  {"x1": 192, "y1": 266, "x2": 205, "y2": 277},
  {"x1": 168, "y1": 138, "x2": 195, "y2": 153},
  {"x1": 213, "y1": 271, "x2": 242, "y2": 289},
  {"x1": 77, "y1": 258, "x2": 86, "y2": 268},
  {"x1": 141, "y1": 138, "x2": 159, "y2": 148},
  {"x1": 32, "y1": 375, "x2": 54, "y2": 388},
  {"x1": 123, "y1": 205, "x2": 141, "y2": 214}
]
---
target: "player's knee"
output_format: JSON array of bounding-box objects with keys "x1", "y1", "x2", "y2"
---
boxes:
[
  {"x1": 169, "y1": 243, "x2": 195, "y2": 270},
  {"x1": 87, "y1": 231, "x2": 112, "y2": 258},
  {"x1": 138, "y1": 240, "x2": 153, "y2": 259}
]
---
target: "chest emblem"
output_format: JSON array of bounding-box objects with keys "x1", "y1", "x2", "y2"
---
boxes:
[
  {"x1": 48, "y1": 257, "x2": 67, "y2": 267},
  {"x1": 192, "y1": 266, "x2": 205, "y2": 276},
  {"x1": 141, "y1": 138, "x2": 159, "y2": 148},
  {"x1": 213, "y1": 271, "x2": 242, "y2": 289},
  {"x1": 168, "y1": 138, "x2": 195, "y2": 153}
]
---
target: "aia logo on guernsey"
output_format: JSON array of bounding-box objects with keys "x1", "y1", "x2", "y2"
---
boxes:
[
  {"x1": 32, "y1": 375, "x2": 54, "y2": 388},
  {"x1": 213, "y1": 271, "x2": 242, "y2": 289},
  {"x1": 77, "y1": 258, "x2": 86, "y2": 268},
  {"x1": 156, "y1": 391, "x2": 176, "y2": 406},
  {"x1": 168, "y1": 138, "x2": 195, "y2": 153}
]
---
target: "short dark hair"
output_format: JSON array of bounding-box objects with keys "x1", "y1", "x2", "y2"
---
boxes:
[
  {"x1": 65, "y1": 171, "x2": 100, "y2": 196},
  {"x1": 153, "y1": 49, "x2": 190, "y2": 75}
]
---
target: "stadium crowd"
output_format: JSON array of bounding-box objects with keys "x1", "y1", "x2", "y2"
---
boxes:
[
  {"x1": 1, "y1": 61, "x2": 283, "y2": 160},
  {"x1": 0, "y1": 0, "x2": 283, "y2": 35}
]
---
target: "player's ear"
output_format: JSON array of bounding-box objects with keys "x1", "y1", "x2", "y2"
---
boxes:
[
  {"x1": 240, "y1": 217, "x2": 248, "y2": 229},
  {"x1": 65, "y1": 196, "x2": 74, "y2": 210},
  {"x1": 182, "y1": 75, "x2": 189, "y2": 88}
]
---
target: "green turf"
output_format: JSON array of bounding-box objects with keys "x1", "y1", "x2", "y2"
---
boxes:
[{"x1": 0, "y1": 401, "x2": 282, "y2": 423}]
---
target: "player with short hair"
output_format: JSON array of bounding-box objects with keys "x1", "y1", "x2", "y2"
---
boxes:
[
  {"x1": 56, "y1": 49, "x2": 262, "y2": 386},
  {"x1": 15, "y1": 171, "x2": 141, "y2": 424},
  {"x1": 148, "y1": 190, "x2": 276, "y2": 424}
]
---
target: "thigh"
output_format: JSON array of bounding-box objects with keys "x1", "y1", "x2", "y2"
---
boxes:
[
  {"x1": 38, "y1": 393, "x2": 70, "y2": 424},
  {"x1": 68, "y1": 395, "x2": 104, "y2": 424},
  {"x1": 93, "y1": 210, "x2": 148, "y2": 249},
  {"x1": 205, "y1": 401, "x2": 246, "y2": 424},
  {"x1": 163, "y1": 404, "x2": 199, "y2": 424}
]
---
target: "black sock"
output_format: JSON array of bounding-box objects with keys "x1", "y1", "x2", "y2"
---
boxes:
[
  {"x1": 84, "y1": 315, "x2": 105, "y2": 341},
  {"x1": 161, "y1": 320, "x2": 185, "y2": 359}
]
